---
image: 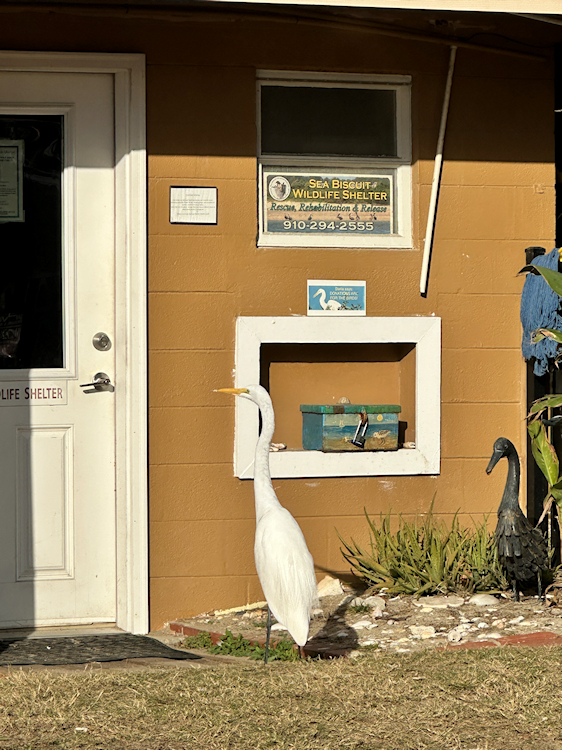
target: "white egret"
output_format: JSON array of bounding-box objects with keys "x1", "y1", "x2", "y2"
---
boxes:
[
  {"x1": 313, "y1": 288, "x2": 343, "y2": 311},
  {"x1": 217, "y1": 385, "x2": 318, "y2": 661}
]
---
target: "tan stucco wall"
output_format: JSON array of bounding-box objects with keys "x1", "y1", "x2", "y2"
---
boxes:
[{"x1": 0, "y1": 7, "x2": 555, "y2": 629}]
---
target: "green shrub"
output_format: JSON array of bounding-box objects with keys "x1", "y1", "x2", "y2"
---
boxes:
[
  {"x1": 209, "y1": 630, "x2": 254, "y2": 657},
  {"x1": 339, "y1": 505, "x2": 509, "y2": 596},
  {"x1": 208, "y1": 629, "x2": 300, "y2": 661},
  {"x1": 181, "y1": 631, "x2": 214, "y2": 649},
  {"x1": 251, "y1": 638, "x2": 300, "y2": 662}
]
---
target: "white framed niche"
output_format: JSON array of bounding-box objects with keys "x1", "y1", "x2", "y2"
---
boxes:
[{"x1": 233, "y1": 316, "x2": 441, "y2": 478}]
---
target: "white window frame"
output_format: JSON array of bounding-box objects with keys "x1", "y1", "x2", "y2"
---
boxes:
[
  {"x1": 257, "y1": 70, "x2": 412, "y2": 250},
  {"x1": 232, "y1": 316, "x2": 441, "y2": 478}
]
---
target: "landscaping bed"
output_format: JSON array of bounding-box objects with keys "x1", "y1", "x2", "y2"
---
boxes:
[{"x1": 169, "y1": 586, "x2": 562, "y2": 658}]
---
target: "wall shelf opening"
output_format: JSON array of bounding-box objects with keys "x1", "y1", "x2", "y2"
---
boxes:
[{"x1": 233, "y1": 316, "x2": 441, "y2": 478}]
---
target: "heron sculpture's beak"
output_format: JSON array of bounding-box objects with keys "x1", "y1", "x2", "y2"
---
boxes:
[
  {"x1": 215, "y1": 388, "x2": 249, "y2": 395},
  {"x1": 486, "y1": 450, "x2": 502, "y2": 475}
]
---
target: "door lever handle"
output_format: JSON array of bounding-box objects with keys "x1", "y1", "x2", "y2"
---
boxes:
[{"x1": 80, "y1": 372, "x2": 114, "y2": 392}]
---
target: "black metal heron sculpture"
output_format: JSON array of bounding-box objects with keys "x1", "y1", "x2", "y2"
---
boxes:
[{"x1": 486, "y1": 437, "x2": 548, "y2": 601}]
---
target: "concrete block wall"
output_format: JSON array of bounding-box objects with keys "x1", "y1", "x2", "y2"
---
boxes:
[{"x1": 146, "y1": 23, "x2": 554, "y2": 626}]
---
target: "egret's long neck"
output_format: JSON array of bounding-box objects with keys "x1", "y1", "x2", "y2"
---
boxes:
[
  {"x1": 253, "y1": 398, "x2": 279, "y2": 517},
  {"x1": 499, "y1": 447, "x2": 520, "y2": 511}
]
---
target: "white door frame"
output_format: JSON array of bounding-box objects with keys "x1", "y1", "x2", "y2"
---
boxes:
[{"x1": 0, "y1": 51, "x2": 148, "y2": 634}]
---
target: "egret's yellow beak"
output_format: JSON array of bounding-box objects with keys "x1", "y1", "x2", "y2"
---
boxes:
[{"x1": 215, "y1": 388, "x2": 249, "y2": 395}]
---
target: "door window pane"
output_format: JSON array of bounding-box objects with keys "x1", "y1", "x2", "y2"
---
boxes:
[
  {"x1": 0, "y1": 115, "x2": 63, "y2": 369},
  {"x1": 261, "y1": 86, "x2": 397, "y2": 158}
]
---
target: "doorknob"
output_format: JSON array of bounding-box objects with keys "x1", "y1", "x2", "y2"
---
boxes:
[
  {"x1": 93, "y1": 332, "x2": 112, "y2": 351},
  {"x1": 80, "y1": 372, "x2": 114, "y2": 393}
]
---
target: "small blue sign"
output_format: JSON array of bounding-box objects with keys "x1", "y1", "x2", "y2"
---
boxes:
[{"x1": 307, "y1": 279, "x2": 366, "y2": 316}]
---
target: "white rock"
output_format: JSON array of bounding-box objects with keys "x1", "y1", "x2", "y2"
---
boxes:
[
  {"x1": 491, "y1": 619, "x2": 506, "y2": 629},
  {"x1": 468, "y1": 594, "x2": 498, "y2": 606},
  {"x1": 421, "y1": 607, "x2": 432, "y2": 613},
  {"x1": 352, "y1": 620, "x2": 373, "y2": 630},
  {"x1": 477, "y1": 622, "x2": 490, "y2": 629},
  {"x1": 447, "y1": 629, "x2": 464, "y2": 643},
  {"x1": 409, "y1": 625, "x2": 436, "y2": 640},
  {"x1": 361, "y1": 639, "x2": 377, "y2": 646},
  {"x1": 446, "y1": 596, "x2": 465, "y2": 608},
  {"x1": 413, "y1": 595, "x2": 464, "y2": 609},
  {"x1": 335, "y1": 630, "x2": 348, "y2": 638},
  {"x1": 311, "y1": 608, "x2": 324, "y2": 618},
  {"x1": 371, "y1": 607, "x2": 384, "y2": 619},
  {"x1": 509, "y1": 615, "x2": 525, "y2": 625},
  {"x1": 363, "y1": 595, "x2": 386, "y2": 610},
  {"x1": 271, "y1": 623, "x2": 287, "y2": 631},
  {"x1": 477, "y1": 631, "x2": 501, "y2": 640},
  {"x1": 317, "y1": 575, "x2": 344, "y2": 597}
]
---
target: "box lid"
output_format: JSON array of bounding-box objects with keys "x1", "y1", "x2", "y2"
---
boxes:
[{"x1": 300, "y1": 404, "x2": 401, "y2": 414}]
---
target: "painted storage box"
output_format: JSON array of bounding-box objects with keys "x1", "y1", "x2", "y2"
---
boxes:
[{"x1": 300, "y1": 404, "x2": 401, "y2": 452}]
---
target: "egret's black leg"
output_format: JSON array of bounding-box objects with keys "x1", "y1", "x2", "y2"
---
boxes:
[
  {"x1": 538, "y1": 572, "x2": 543, "y2": 600},
  {"x1": 513, "y1": 578, "x2": 519, "y2": 602},
  {"x1": 264, "y1": 606, "x2": 272, "y2": 664}
]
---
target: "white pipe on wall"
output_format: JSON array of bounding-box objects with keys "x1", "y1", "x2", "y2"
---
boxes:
[{"x1": 420, "y1": 45, "x2": 457, "y2": 296}]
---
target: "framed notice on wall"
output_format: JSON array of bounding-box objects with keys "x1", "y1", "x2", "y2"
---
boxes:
[
  {"x1": 260, "y1": 167, "x2": 392, "y2": 248},
  {"x1": 0, "y1": 139, "x2": 24, "y2": 223},
  {"x1": 170, "y1": 186, "x2": 218, "y2": 225}
]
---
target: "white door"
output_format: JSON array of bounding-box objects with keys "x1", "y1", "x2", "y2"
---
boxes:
[{"x1": 0, "y1": 72, "x2": 116, "y2": 628}]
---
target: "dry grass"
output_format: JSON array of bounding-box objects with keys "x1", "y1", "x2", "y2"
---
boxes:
[{"x1": 2, "y1": 647, "x2": 562, "y2": 749}]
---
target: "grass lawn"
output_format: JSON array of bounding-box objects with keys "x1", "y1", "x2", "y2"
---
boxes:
[{"x1": 1, "y1": 647, "x2": 562, "y2": 749}]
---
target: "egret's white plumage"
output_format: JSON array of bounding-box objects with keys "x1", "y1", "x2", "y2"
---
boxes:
[
  {"x1": 218, "y1": 385, "x2": 317, "y2": 648},
  {"x1": 313, "y1": 288, "x2": 342, "y2": 311}
]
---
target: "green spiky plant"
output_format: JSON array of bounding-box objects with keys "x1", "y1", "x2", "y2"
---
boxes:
[{"x1": 339, "y1": 504, "x2": 509, "y2": 596}]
